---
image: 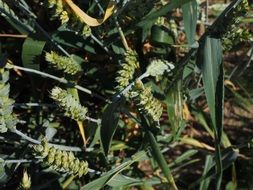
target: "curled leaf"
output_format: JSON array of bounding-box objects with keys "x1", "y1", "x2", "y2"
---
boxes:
[{"x1": 64, "y1": 0, "x2": 116, "y2": 27}]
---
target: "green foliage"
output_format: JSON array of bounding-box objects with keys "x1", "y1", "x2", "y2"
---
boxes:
[
  {"x1": 222, "y1": 28, "x2": 252, "y2": 51},
  {"x1": 82, "y1": 151, "x2": 147, "y2": 190},
  {"x1": 219, "y1": 0, "x2": 251, "y2": 51},
  {"x1": 22, "y1": 38, "x2": 46, "y2": 70},
  {"x1": 33, "y1": 138, "x2": 88, "y2": 177},
  {"x1": 211, "y1": 0, "x2": 249, "y2": 38},
  {"x1": 198, "y1": 36, "x2": 224, "y2": 189},
  {"x1": 0, "y1": 0, "x2": 252, "y2": 189},
  {"x1": 166, "y1": 80, "x2": 185, "y2": 140},
  {"x1": 100, "y1": 100, "x2": 121, "y2": 155},
  {"x1": 146, "y1": 130, "x2": 177, "y2": 190},
  {"x1": 121, "y1": 0, "x2": 157, "y2": 21},
  {"x1": 182, "y1": 0, "x2": 198, "y2": 45}
]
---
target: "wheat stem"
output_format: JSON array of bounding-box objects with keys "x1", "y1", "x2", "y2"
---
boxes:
[
  {"x1": 10, "y1": 65, "x2": 108, "y2": 102},
  {"x1": 12, "y1": 129, "x2": 82, "y2": 152}
]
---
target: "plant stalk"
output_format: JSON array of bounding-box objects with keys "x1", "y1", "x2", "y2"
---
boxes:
[
  {"x1": 147, "y1": 131, "x2": 178, "y2": 190},
  {"x1": 62, "y1": 174, "x2": 77, "y2": 189},
  {"x1": 12, "y1": 129, "x2": 82, "y2": 152},
  {"x1": 10, "y1": 64, "x2": 108, "y2": 102},
  {"x1": 94, "y1": 0, "x2": 129, "y2": 50}
]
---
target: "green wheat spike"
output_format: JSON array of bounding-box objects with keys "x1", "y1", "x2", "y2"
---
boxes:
[
  {"x1": 45, "y1": 51, "x2": 83, "y2": 75},
  {"x1": 50, "y1": 86, "x2": 88, "y2": 121},
  {"x1": 130, "y1": 80, "x2": 163, "y2": 123},
  {"x1": 116, "y1": 49, "x2": 139, "y2": 91},
  {"x1": 0, "y1": 0, "x2": 20, "y2": 21},
  {"x1": 46, "y1": 0, "x2": 91, "y2": 36},
  {"x1": 33, "y1": 138, "x2": 88, "y2": 177},
  {"x1": 0, "y1": 69, "x2": 17, "y2": 133}
]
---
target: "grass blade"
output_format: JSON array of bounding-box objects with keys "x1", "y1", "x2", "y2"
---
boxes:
[
  {"x1": 81, "y1": 151, "x2": 147, "y2": 190},
  {"x1": 199, "y1": 155, "x2": 213, "y2": 190},
  {"x1": 199, "y1": 36, "x2": 224, "y2": 189},
  {"x1": 182, "y1": 0, "x2": 198, "y2": 45},
  {"x1": 147, "y1": 131, "x2": 178, "y2": 190},
  {"x1": 168, "y1": 149, "x2": 198, "y2": 168},
  {"x1": 166, "y1": 80, "x2": 185, "y2": 141},
  {"x1": 100, "y1": 100, "x2": 122, "y2": 155},
  {"x1": 190, "y1": 147, "x2": 238, "y2": 189}
]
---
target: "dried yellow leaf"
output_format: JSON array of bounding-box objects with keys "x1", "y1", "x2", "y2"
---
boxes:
[{"x1": 63, "y1": 0, "x2": 116, "y2": 27}]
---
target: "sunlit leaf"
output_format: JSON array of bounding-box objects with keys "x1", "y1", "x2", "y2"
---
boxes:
[{"x1": 22, "y1": 37, "x2": 46, "y2": 70}]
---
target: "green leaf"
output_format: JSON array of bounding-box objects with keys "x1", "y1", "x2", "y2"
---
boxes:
[
  {"x1": 183, "y1": 60, "x2": 196, "y2": 79},
  {"x1": 198, "y1": 36, "x2": 224, "y2": 189},
  {"x1": 88, "y1": 124, "x2": 101, "y2": 148},
  {"x1": 136, "y1": 0, "x2": 194, "y2": 28},
  {"x1": 150, "y1": 25, "x2": 175, "y2": 46},
  {"x1": 107, "y1": 174, "x2": 140, "y2": 187},
  {"x1": 182, "y1": 0, "x2": 198, "y2": 45},
  {"x1": 199, "y1": 37, "x2": 222, "y2": 127},
  {"x1": 107, "y1": 175, "x2": 162, "y2": 188},
  {"x1": 189, "y1": 88, "x2": 204, "y2": 101},
  {"x1": 52, "y1": 29, "x2": 96, "y2": 54},
  {"x1": 21, "y1": 37, "x2": 46, "y2": 70},
  {"x1": 81, "y1": 151, "x2": 147, "y2": 190},
  {"x1": 111, "y1": 41, "x2": 125, "y2": 55},
  {"x1": 100, "y1": 100, "x2": 122, "y2": 155},
  {"x1": 215, "y1": 61, "x2": 224, "y2": 142},
  {"x1": 168, "y1": 149, "x2": 198, "y2": 168},
  {"x1": 166, "y1": 80, "x2": 185, "y2": 140},
  {"x1": 193, "y1": 109, "x2": 231, "y2": 148},
  {"x1": 189, "y1": 147, "x2": 238, "y2": 189},
  {"x1": 147, "y1": 131, "x2": 178, "y2": 189},
  {"x1": 199, "y1": 155, "x2": 213, "y2": 190}
]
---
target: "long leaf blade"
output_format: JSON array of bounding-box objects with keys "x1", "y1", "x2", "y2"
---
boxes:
[
  {"x1": 199, "y1": 36, "x2": 224, "y2": 189},
  {"x1": 81, "y1": 151, "x2": 146, "y2": 190},
  {"x1": 147, "y1": 131, "x2": 178, "y2": 190},
  {"x1": 182, "y1": 0, "x2": 198, "y2": 45},
  {"x1": 201, "y1": 37, "x2": 222, "y2": 125},
  {"x1": 100, "y1": 100, "x2": 122, "y2": 155}
]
